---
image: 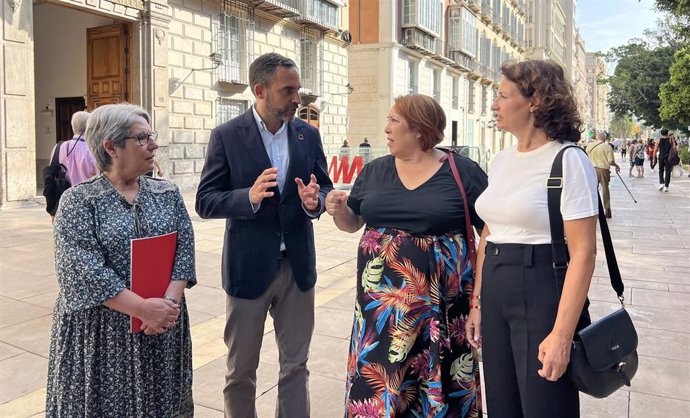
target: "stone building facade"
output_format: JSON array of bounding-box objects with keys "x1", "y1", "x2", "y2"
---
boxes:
[
  {"x1": 0, "y1": 0, "x2": 349, "y2": 207},
  {"x1": 347, "y1": 0, "x2": 527, "y2": 166}
]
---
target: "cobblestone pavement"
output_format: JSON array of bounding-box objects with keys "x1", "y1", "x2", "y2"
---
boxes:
[{"x1": 1, "y1": 159, "x2": 688, "y2": 417}]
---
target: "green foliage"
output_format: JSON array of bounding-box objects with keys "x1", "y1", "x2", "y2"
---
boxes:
[
  {"x1": 609, "y1": 114, "x2": 636, "y2": 139},
  {"x1": 606, "y1": 42, "x2": 677, "y2": 129},
  {"x1": 659, "y1": 48, "x2": 690, "y2": 128},
  {"x1": 680, "y1": 145, "x2": 690, "y2": 165}
]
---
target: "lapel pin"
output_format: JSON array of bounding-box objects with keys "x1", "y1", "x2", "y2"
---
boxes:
[{"x1": 298, "y1": 133, "x2": 304, "y2": 141}]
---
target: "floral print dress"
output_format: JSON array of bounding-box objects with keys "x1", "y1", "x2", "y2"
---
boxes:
[
  {"x1": 345, "y1": 155, "x2": 487, "y2": 417},
  {"x1": 45, "y1": 174, "x2": 196, "y2": 417}
]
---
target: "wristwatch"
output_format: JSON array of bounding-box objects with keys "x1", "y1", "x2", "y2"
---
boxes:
[{"x1": 164, "y1": 295, "x2": 179, "y2": 304}]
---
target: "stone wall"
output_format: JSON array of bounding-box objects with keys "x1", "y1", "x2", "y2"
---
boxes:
[{"x1": 166, "y1": 0, "x2": 349, "y2": 189}]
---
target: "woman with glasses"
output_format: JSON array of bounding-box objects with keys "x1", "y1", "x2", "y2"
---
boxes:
[{"x1": 46, "y1": 103, "x2": 196, "y2": 417}]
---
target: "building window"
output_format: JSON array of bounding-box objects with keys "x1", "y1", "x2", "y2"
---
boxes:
[
  {"x1": 462, "y1": 8, "x2": 478, "y2": 57},
  {"x1": 306, "y1": 0, "x2": 339, "y2": 30},
  {"x1": 449, "y1": 10, "x2": 462, "y2": 51},
  {"x1": 481, "y1": 85, "x2": 488, "y2": 115},
  {"x1": 468, "y1": 80, "x2": 475, "y2": 113},
  {"x1": 403, "y1": 0, "x2": 442, "y2": 35},
  {"x1": 408, "y1": 60, "x2": 418, "y2": 94},
  {"x1": 214, "y1": 5, "x2": 254, "y2": 85},
  {"x1": 300, "y1": 30, "x2": 322, "y2": 95},
  {"x1": 216, "y1": 98, "x2": 248, "y2": 125},
  {"x1": 452, "y1": 77, "x2": 459, "y2": 109}
]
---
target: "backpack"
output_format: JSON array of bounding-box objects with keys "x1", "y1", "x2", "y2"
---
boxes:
[
  {"x1": 42, "y1": 141, "x2": 72, "y2": 216},
  {"x1": 635, "y1": 144, "x2": 646, "y2": 160},
  {"x1": 667, "y1": 145, "x2": 680, "y2": 166}
]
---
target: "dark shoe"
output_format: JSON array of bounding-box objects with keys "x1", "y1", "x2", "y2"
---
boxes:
[{"x1": 605, "y1": 209, "x2": 612, "y2": 218}]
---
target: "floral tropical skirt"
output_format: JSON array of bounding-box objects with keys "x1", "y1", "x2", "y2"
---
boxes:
[{"x1": 345, "y1": 227, "x2": 481, "y2": 418}]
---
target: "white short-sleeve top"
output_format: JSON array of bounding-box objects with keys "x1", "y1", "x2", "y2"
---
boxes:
[{"x1": 475, "y1": 141, "x2": 599, "y2": 245}]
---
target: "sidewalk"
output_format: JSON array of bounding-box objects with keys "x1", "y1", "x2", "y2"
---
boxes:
[{"x1": 0, "y1": 162, "x2": 688, "y2": 417}]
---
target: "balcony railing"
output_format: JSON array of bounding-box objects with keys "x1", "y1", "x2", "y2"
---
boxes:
[
  {"x1": 241, "y1": 0, "x2": 300, "y2": 18},
  {"x1": 448, "y1": 50, "x2": 480, "y2": 74}
]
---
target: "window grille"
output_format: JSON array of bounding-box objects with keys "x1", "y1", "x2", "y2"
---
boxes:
[
  {"x1": 216, "y1": 98, "x2": 248, "y2": 125},
  {"x1": 214, "y1": 1, "x2": 254, "y2": 85},
  {"x1": 299, "y1": 28, "x2": 323, "y2": 95}
]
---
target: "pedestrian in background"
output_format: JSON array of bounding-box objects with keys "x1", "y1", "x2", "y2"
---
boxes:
[
  {"x1": 45, "y1": 111, "x2": 98, "y2": 221},
  {"x1": 586, "y1": 131, "x2": 620, "y2": 218},
  {"x1": 326, "y1": 94, "x2": 486, "y2": 417},
  {"x1": 195, "y1": 53, "x2": 333, "y2": 417},
  {"x1": 653, "y1": 128, "x2": 678, "y2": 192},
  {"x1": 46, "y1": 103, "x2": 196, "y2": 417},
  {"x1": 647, "y1": 138, "x2": 657, "y2": 173},
  {"x1": 632, "y1": 139, "x2": 646, "y2": 178},
  {"x1": 470, "y1": 60, "x2": 598, "y2": 418},
  {"x1": 358, "y1": 137, "x2": 371, "y2": 164}
]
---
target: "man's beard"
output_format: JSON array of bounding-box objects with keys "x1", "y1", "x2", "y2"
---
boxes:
[{"x1": 267, "y1": 102, "x2": 297, "y2": 122}]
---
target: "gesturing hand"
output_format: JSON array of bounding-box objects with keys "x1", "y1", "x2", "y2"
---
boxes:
[
  {"x1": 295, "y1": 174, "x2": 321, "y2": 211},
  {"x1": 325, "y1": 190, "x2": 348, "y2": 216},
  {"x1": 250, "y1": 168, "x2": 279, "y2": 205}
]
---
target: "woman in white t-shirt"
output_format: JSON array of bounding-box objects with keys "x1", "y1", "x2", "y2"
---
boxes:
[{"x1": 467, "y1": 60, "x2": 599, "y2": 418}]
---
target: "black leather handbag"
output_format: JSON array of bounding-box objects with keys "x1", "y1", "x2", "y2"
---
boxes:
[{"x1": 547, "y1": 146, "x2": 639, "y2": 399}]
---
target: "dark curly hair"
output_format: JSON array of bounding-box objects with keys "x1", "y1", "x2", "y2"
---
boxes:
[{"x1": 500, "y1": 60, "x2": 582, "y2": 143}]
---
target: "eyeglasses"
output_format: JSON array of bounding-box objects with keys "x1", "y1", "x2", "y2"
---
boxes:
[{"x1": 126, "y1": 131, "x2": 158, "y2": 146}]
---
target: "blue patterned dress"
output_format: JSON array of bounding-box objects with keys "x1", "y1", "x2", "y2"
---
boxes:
[{"x1": 45, "y1": 174, "x2": 196, "y2": 417}]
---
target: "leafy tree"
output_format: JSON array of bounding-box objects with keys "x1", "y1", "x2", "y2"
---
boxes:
[
  {"x1": 651, "y1": 0, "x2": 690, "y2": 37},
  {"x1": 609, "y1": 114, "x2": 636, "y2": 139},
  {"x1": 605, "y1": 41, "x2": 677, "y2": 129},
  {"x1": 659, "y1": 48, "x2": 690, "y2": 129}
]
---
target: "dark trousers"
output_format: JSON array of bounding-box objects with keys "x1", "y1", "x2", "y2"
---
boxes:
[
  {"x1": 658, "y1": 160, "x2": 672, "y2": 187},
  {"x1": 481, "y1": 242, "x2": 581, "y2": 418}
]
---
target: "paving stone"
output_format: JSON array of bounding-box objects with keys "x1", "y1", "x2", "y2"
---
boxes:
[
  {"x1": 0, "y1": 352, "x2": 49, "y2": 404},
  {"x1": 314, "y1": 306, "x2": 354, "y2": 340},
  {"x1": 580, "y1": 389, "x2": 629, "y2": 418},
  {"x1": 629, "y1": 355, "x2": 690, "y2": 400},
  {"x1": 632, "y1": 288, "x2": 690, "y2": 309},
  {"x1": 0, "y1": 296, "x2": 52, "y2": 329},
  {"x1": 0, "y1": 314, "x2": 52, "y2": 358},
  {"x1": 629, "y1": 392, "x2": 690, "y2": 417}
]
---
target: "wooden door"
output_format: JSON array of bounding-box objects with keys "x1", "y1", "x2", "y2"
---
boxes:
[
  {"x1": 87, "y1": 24, "x2": 130, "y2": 110},
  {"x1": 55, "y1": 97, "x2": 86, "y2": 142},
  {"x1": 298, "y1": 105, "x2": 319, "y2": 129}
]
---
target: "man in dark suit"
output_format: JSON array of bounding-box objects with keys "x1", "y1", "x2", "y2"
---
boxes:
[{"x1": 195, "y1": 53, "x2": 333, "y2": 417}]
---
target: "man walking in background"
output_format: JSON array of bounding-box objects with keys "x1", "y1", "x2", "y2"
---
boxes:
[
  {"x1": 586, "y1": 131, "x2": 620, "y2": 218},
  {"x1": 195, "y1": 53, "x2": 333, "y2": 417}
]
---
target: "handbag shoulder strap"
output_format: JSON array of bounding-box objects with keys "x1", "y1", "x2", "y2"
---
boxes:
[
  {"x1": 444, "y1": 150, "x2": 477, "y2": 276},
  {"x1": 548, "y1": 146, "x2": 625, "y2": 301}
]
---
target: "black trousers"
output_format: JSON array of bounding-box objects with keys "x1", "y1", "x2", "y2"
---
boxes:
[
  {"x1": 658, "y1": 160, "x2": 672, "y2": 187},
  {"x1": 481, "y1": 242, "x2": 584, "y2": 418}
]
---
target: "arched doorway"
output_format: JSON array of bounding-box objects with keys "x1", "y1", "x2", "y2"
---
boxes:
[{"x1": 297, "y1": 104, "x2": 319, "y2": 129}]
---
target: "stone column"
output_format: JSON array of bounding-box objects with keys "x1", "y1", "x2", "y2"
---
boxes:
[
  {"x1": 142, "y1": 0, "x2": 170, "y2": 177},
  {"x1": 1, "y1": 0, "x2": 37, "y2": 208}
]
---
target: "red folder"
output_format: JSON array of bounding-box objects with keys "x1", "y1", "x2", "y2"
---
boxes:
[{"x1": 130, "y1": 231, "x2": 178, "y2": 333}]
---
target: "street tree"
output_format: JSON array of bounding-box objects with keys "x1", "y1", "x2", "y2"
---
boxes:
[
  {"x1": 609, "y1": 114, "x2": 636, "y2": 139},
  {"x1": 605, "y1": 41, "x2": 677, "y2": 129},
  {"x1": 659, "y1": 47, "x2": 690, "y2": 129}
]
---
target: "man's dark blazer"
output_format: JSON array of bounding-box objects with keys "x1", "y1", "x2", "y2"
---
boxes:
[{"x1": 195, "y1": 109, "x2": 333, "y2": 299}]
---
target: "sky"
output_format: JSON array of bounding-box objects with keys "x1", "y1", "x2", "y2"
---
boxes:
[{"x1": 576, "y1": 0, "x2": 666, "y2": 57}]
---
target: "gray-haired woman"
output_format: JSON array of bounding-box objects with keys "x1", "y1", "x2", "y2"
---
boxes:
[{"x1": 46, "y1": 103, "x2": 196, "y2": 417}]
